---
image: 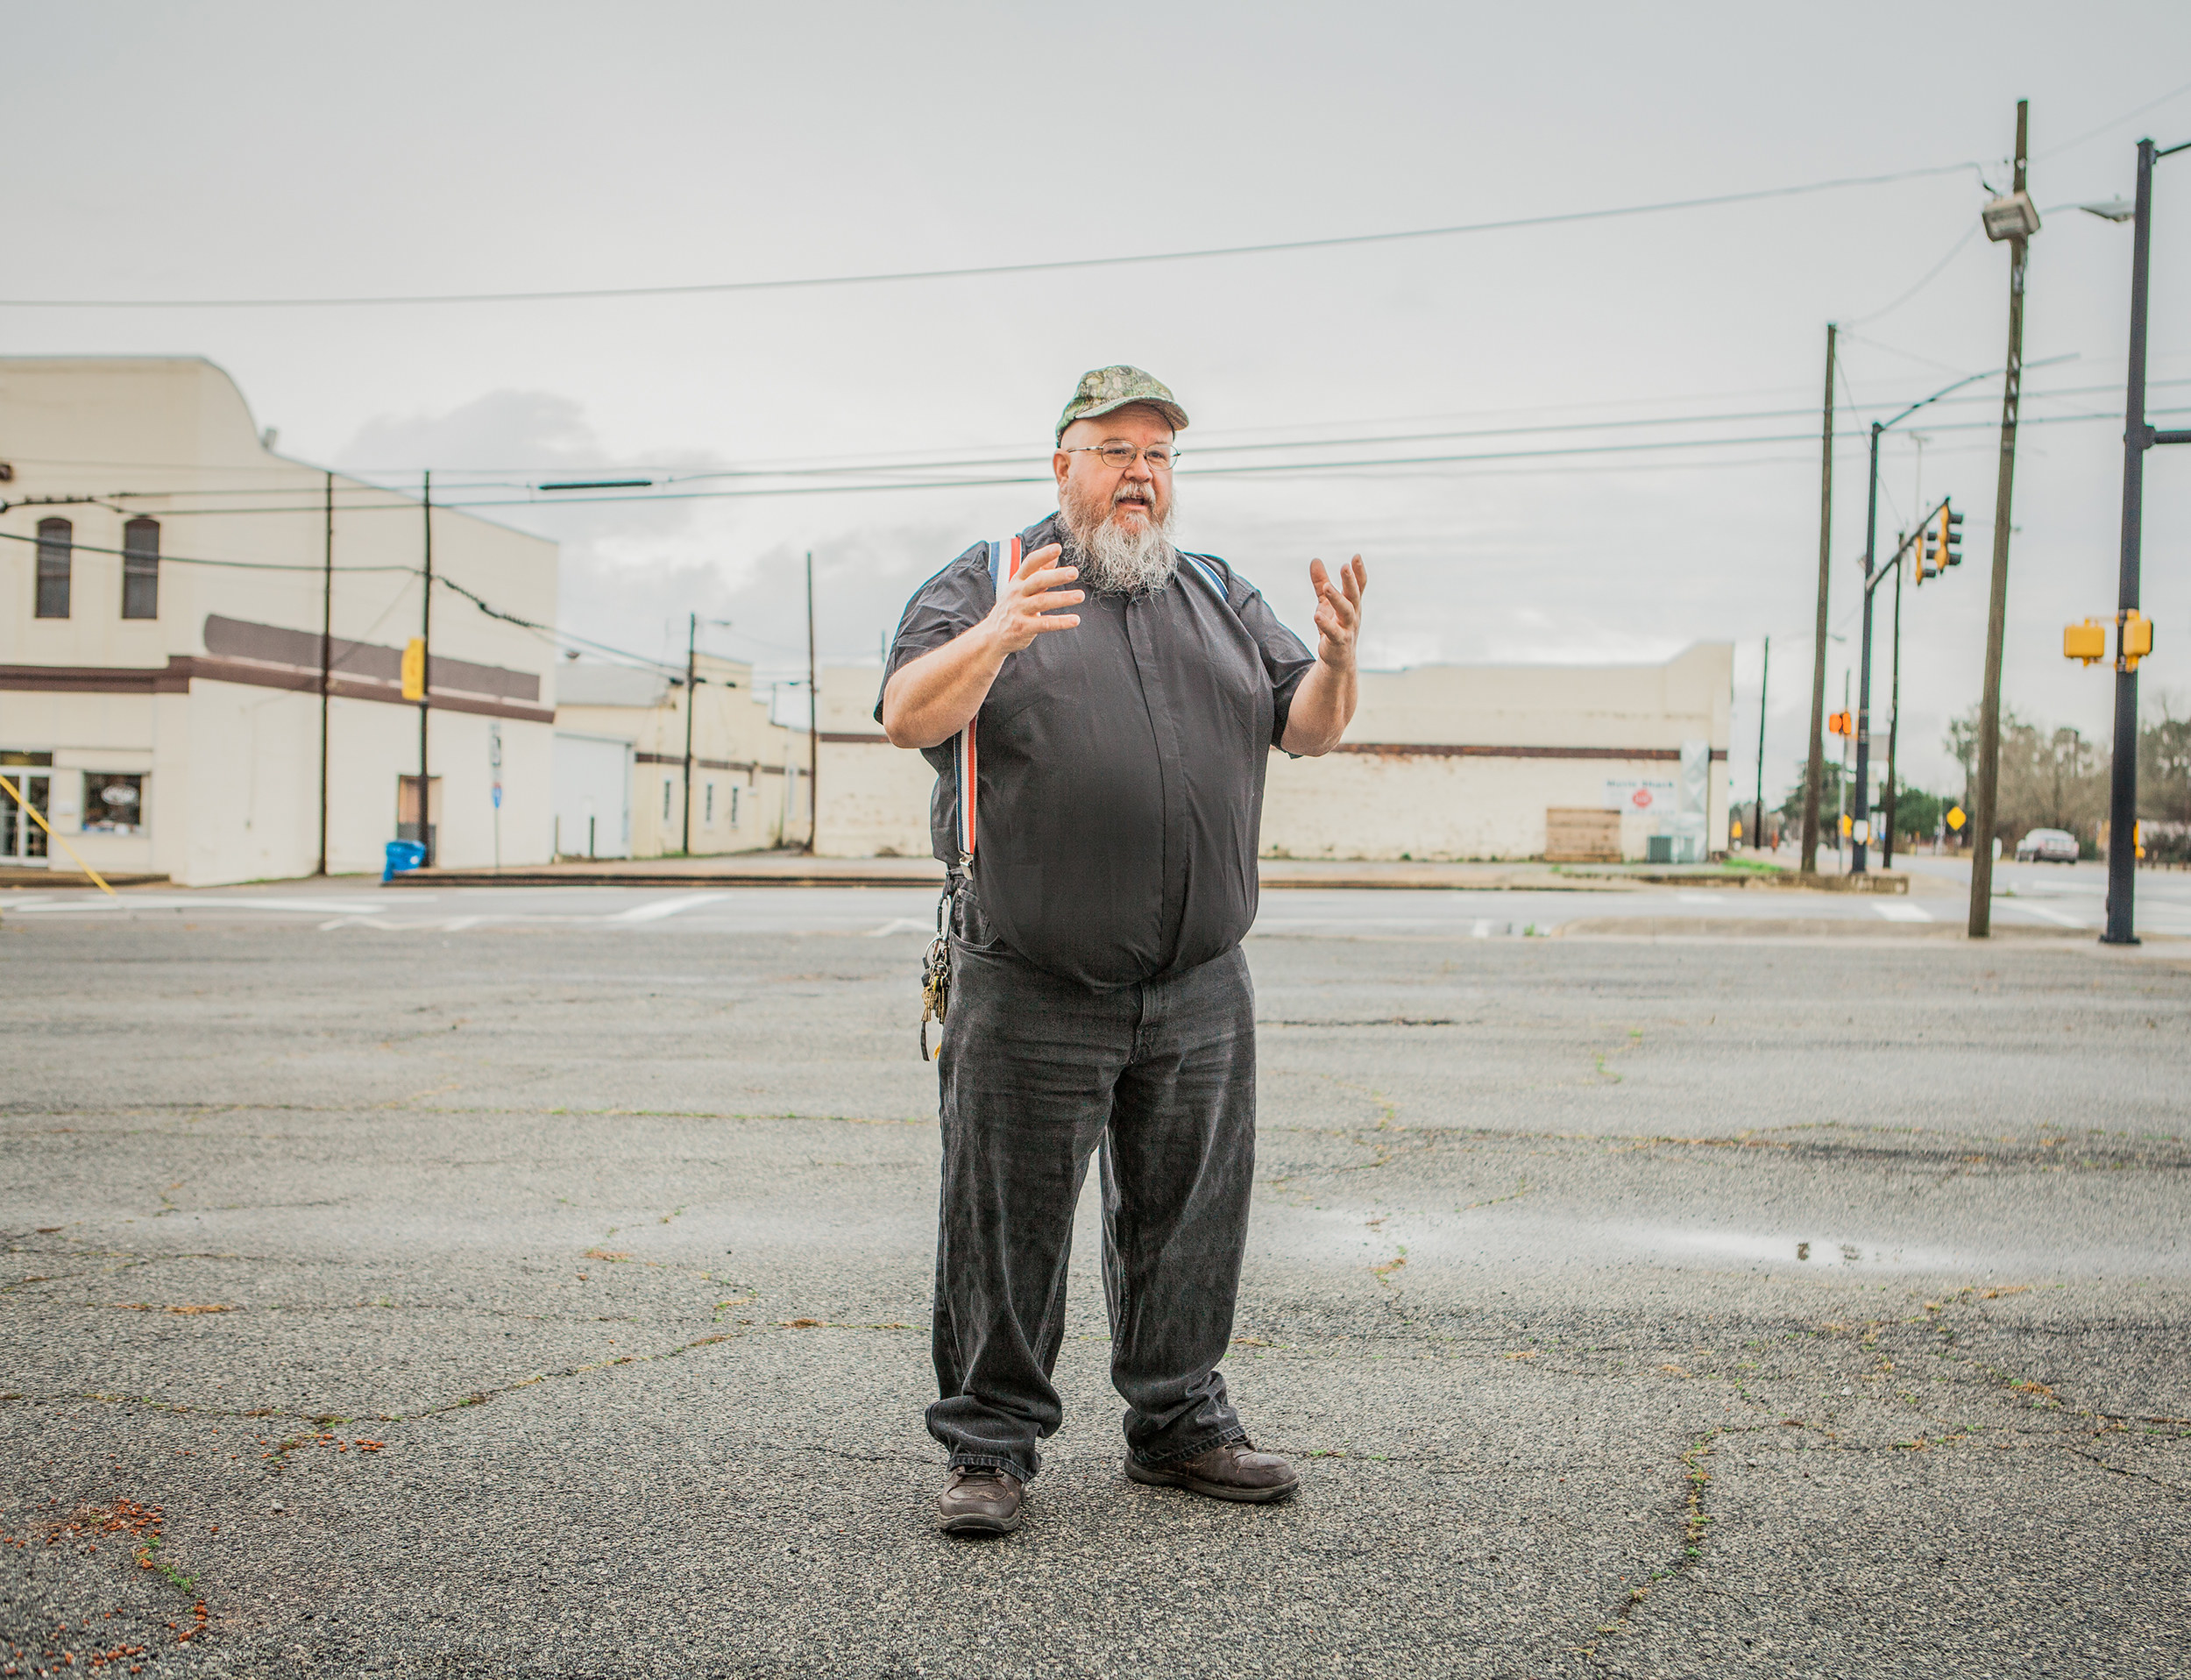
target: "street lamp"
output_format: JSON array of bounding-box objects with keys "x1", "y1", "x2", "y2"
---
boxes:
[
  {"x1": 1849, "y1": 367, "x2": 1998, "y2": 872},
  {"x1": 2081, "y1": 138, "x2": 2191, "y2": 945}
]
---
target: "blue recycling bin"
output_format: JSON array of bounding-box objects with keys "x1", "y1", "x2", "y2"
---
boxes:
[{"x1": 383, "y1": 840, "x2": 428, "y2": 883}]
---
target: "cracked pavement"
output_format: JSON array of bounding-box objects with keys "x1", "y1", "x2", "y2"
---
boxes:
[{"x1": 3, "y1": 911, "x2": 2187, "y2": 1676}]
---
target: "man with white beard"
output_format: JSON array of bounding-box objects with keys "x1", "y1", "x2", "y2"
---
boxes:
[{"x1": 879, "y1": 365, "x2": 1366, "y2": 1535}]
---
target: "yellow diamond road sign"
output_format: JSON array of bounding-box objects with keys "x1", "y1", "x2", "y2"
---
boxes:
[{"x1": 1946, "y1": 805, "x2": 1967, "y2": 831}]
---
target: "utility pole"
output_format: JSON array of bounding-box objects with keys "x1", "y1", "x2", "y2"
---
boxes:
[
  {"x1": 2100, "y1": 135, "x2": 2191, "y2": 941},
  {"x1": 419, "y1": 469, "x2": 433, "y2": 865},
  {"x1": 317, "y1": 469, "x2": 333, "y2": 876},
  {"x1": 1839, "y1": 670, "x2": 1851, "y2": 867},
  {"x1": 805, "y1": 551, "x2": 819, "y2": 855},
  {"x1": 1753, "y1": 636, "x2": 1769, "y2": 851},
  {"x1": 1883, "y1": 535, "x2": 1905, "y2": 868},
  {"x1": 682, "y1": 611, "x2": 698, "y2": 856},
  {"x1": 1969, "y1": 99, "x2": 2033, "y2": 938},
  {"x1": 1800, "y1": 324, "x2": 1836, "y2": 874}
]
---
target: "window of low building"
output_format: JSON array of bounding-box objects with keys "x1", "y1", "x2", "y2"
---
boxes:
[
  {"x1": 122, "y1": 518, "x2": 160, "y2": 619},
  {"x1": 730, "y1": 785, "x2": 741, "y2": 827},
  {"x1": 663, "y1": 779, "x2": 673, "y2": 822},
  {"x1": 35, "y1": 519, "x2": 72, "y2": 618},
  {"x1": 705, "y1": 782, "x2": 715, "y2": 824},
  {"x1": 82, "y1": 773, "x2": 146, "y2": 834}
]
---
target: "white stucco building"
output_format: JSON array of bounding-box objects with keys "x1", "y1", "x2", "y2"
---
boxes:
[
  {"x1": 0, "y1": 357, "x2": 559, "y2": 885},
  {"x1": 552, "y1": 655, "x2": 807, "y2": 858},
  {"x1": 813, "y1": 643, "x2": 1733, "y2": 862}
]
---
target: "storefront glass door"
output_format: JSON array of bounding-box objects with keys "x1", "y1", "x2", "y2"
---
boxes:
[{"x1": 1, "y1": 770, "x2": 52, "y2": 864}]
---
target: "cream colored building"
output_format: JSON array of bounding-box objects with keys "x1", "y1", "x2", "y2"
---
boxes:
[
  {"x1": 552, "y1": 656, "x2": 806, "y2": 856},
  {"x1": 814, "y1": 643, "x2": 1732, "y2": 861},
  {"x1": 0, "y1": 356, "x2": 559, "y2": 885}
]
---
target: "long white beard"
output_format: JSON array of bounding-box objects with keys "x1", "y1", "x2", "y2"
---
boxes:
[{"x1": 1061, "y1": 483, "x2": 1179, "y2": 594}]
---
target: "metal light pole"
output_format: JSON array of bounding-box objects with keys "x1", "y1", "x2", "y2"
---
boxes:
[
  {"x1": 1852, "y1": 368, "x2": 1998, "y2": 872},
  {"x1": 1753, "y1": 635, "x2": 1769, "y2": 852},
  {"x1": 2097, "y1": 137, "x2": 2191, "y2": 944},
  {"x1": 419, "y1": 470, "x2": 433, "y2": 865}
]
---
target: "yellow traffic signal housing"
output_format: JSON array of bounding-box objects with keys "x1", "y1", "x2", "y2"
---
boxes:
[
  {"x1": 2064, "y1": 619, "x2": 2108, "y2": 665},
  {"x1": 1826, "y1": 710, "x2": 1854, "y2": 737},
  {"x1": 400, "y1": 637, "x2": 427, "y2": 701},
  {"x1": 2119, "y1": 609, "x2": 2153, "y2": 672}
]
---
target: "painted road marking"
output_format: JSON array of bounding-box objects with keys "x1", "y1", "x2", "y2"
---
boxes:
[
  {"x1": 612, "y1": 893, "x2": 731, "y2": 924},
  {"x1": 1873, "y1": 903, "x2": 1932, "y2": 923}
]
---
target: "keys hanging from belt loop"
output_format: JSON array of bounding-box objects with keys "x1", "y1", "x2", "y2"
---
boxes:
[{"x1": 919, "y1": 871, "x2": 961, "y2": 1061}]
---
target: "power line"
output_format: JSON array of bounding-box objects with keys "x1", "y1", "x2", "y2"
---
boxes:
[
  {"x1": 0, "y1": 526, "x2": 414, "y2": 573},
  {"x1": 32, "y1": 378, "x2": 2186, "y2": 514},
  {"x1": 0, "y1": 160, "x2": 1987, "y2": 310},
  {"x1": 85, "y1": 401, "x2": 2185, "y2": 517}
]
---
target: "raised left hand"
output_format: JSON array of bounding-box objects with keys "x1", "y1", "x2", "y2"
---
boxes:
[{"x1": 1308, "y1": 556, "x2": 1366, "y2": 668}]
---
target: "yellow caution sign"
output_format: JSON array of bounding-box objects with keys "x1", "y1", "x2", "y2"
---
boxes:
[{"x1": 1946, "y1": 805, "x2": 1967, "y2": 832}]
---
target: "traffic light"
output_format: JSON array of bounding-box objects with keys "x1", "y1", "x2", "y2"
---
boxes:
[
  {"x1": 401, "y1": 637, "x2": 427, "y2": 701},
  {"x1": 2064, "y1": 619, "x2": 2108, "y2": 665},
  {"x1": 1915, "y1": 503, "x2": 1961, "y2": 585},
  {"x1": 2119, "y1": 609, "x2": 2153, "y2": 672},
  {"x1": 1827, "y1": 711, "x2": 1854, "y2": 738}
]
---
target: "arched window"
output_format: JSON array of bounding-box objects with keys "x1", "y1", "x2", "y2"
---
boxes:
[
  {"x1": 122, "y1": 517, "x2": 160, "y2": 619},
  {"x1": 35, "y1": 518, "x2": 71, "y2": 618}
]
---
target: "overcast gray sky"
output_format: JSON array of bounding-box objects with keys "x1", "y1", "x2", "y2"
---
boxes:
[{"x1": 9, "y1": 1, "x2": 2189, "y2": 800}]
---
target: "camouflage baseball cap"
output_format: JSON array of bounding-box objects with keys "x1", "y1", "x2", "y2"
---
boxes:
[{"x1": 1054, "y1": 365, "x2": 1189, "y2": 443}]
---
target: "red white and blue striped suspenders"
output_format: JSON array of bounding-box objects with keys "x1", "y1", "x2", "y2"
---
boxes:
[{"x1": 952, "y1": 535, "x2": 1019, "y2": 865}]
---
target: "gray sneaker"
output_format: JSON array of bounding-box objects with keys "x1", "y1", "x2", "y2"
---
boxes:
[
  {"x1": 936, "y1": 1464, "x2": 1025, "y2": 1535},
  {"x1": 1127, "y1": 1440, "x2": 1299, "y2": 1504}
]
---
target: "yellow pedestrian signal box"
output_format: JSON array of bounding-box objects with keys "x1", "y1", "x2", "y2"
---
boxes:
[
  {"x1": 401, "y1": 638, "x2": 427, "y2": 701},
  {"x1": 2119, "y1": 609, "x2": 2153, "y2": 672},
  {"x1": 1840, "y1": 812, "x2": 1854, "y2": 836},
  {"x1": 2064, "y1": 619, "x2": 2108, "y2": 665}
]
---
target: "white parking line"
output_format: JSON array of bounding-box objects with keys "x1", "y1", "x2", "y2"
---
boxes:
[
  {"x1": 868, "y1": 918, "x2": 931, "y2": 937},
  {"x1": 611, "y1": 893, "x2": 731, "y2": 924},
  {"x1": 1873, "y1": 903, "x2": 1932, "y2": 923},
  {"x1": 1471, "y1": 918, "x2": 1492, "y2": 939},
  {"x1": 6, "y1": 894, "x2": 394, "y2": 916}
]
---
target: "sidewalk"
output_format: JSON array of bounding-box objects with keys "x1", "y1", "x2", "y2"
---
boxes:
[{"x1": 387, "y1": 854, "x2": 1793, "y2": 892}]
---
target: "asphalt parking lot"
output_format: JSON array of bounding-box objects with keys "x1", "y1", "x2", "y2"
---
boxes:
[{"x1": 3, "y1": 894, "x2": 2187, "y2": 1677}]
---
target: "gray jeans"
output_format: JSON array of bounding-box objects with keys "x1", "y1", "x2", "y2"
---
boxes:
[{"x1": 928, "y1": 888, "x2": 1256, "y2": 1483}]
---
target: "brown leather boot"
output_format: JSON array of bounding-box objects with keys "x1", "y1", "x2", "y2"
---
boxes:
[
  {"x1": 1126, "y1": 1440, "x2": 1299, "y2": 1503},
  {"x1": 935, "y1": 1464, "x2": 1025, "y2": 1535}
]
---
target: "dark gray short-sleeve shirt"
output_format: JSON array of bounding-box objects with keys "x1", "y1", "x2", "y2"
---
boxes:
[{"x1": 878, "y1": 512, "x2": 1315, "y2": 989}]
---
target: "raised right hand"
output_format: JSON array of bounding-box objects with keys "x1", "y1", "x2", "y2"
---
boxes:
[{"x1": 985, "y1": 542, "x2": 1084, "y2": 654}]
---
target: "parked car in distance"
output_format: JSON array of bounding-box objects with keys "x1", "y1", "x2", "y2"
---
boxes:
[{"x1": 2016, "y1": 827, "x2": 2081, "y2": 863}]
